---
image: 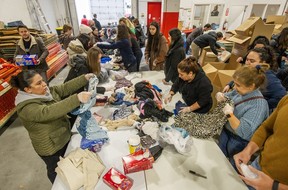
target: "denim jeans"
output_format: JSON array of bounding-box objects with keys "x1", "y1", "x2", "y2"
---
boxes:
[{"x1": 218, "y1": 127, "x2": 249, "y2": 169}]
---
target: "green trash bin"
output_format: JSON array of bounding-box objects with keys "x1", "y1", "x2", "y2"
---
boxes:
[{"x1": 56, "y1": 27, "x2": 63, "y2": 36}]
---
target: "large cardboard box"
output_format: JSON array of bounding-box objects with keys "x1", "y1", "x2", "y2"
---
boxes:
[
  {"x1": 227, "y1": 17, "x2": 275, "y2": 67},
  {"x1": 266, "y1": 15, "x2": 288, "y2": 34},
  {"x1": 199, "y1": 47, "x2": 219, "y2": 66},
  {"x1": 203, "y1": 62, "x2": 236, "y2": 109}
]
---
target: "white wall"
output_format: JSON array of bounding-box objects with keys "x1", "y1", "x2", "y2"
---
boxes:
[{"x1": 0, "y1": 0, "x2": 32, "y2": 27}]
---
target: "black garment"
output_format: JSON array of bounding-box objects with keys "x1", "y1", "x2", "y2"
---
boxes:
[
  {"x1": 39, "y1": 143, "x2": 68, "y2": 183},
  {"x1": 23, "y1": 39, "x2": 31, "y2": 53},
  {"x1": 140, "y1": 99, "x2": 173, "y2": 122},
  {"x1": 93, "y1": 18, "x2": 102, "y2": 31},
  {"x1": 131, "y1": 37, "x2": 143, "y2": 71},
  {"x1": 64, "y1": 55, "x2": 106, "y2": 94},
  {"x1": 193, "y1": 32, "x2": 221, "y2": 55},
  {"x1": 164, "y1": 37, "x2": 185, "y2": 83},
  {"x1": 270, "y1": 34, "x2": 287, "y2": 68},
  {"x1": 186, "y1": 27, "x2": 203, "y2": 53},
  {"x1": 58, "y1": 35, "x2": 75, "y2": 50},
  {"x1": 171, "y1": 71, "x2": 213, "y2": 113},
  {"x1": 135, "y1": 24, "x2": 145, "y2": 48}
]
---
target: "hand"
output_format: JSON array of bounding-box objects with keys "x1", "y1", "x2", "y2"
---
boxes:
[
  {"x1": 223, "y1": 103, "x2": 234, "y2": 115},
  {"x1": 236, "y1": 57, "x2": 243, "y2": 63},
  {"x1": 162, "y1": 79, "x2": 170, "y2": 85},
  {"x1": 153, "y1": 62, "x2": 157, "y2": 66},
  {"x1": 85, "y1": 73, "x2": 95, "y2": 81},
  {"x1": 220, "y1": 47, "x2": 226, "y2": 51},
  {"x1": 222, "y1": 85, "x2": 230, "y2": 93},
  {"x1": 239, "y1": 166, "x2": 273, "y2": 190},
  {"x1": 77, "y1": 92, "x2": 92, "y2": 103},
  {"x1": 233, "y1": 150, "x2": 252, "y2": 176},
  {"x1": 179, "y1": 106, "x2": 191, "y2": 113},
  {"x1": 216, "y1": 92, "x2": 226, "y2": 102},
  {"x1": 164, "y1": 94, "x2": 172, "y2": 104}
]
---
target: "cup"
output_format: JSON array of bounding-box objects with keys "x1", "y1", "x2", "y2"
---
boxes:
[{"x1": 128, "y1": 135, "x2": 141, "y2": 154}]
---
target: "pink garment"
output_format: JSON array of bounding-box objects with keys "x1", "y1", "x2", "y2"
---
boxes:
[{"x1": 81, "y1": 18, "x2": 89, "y2": 26}]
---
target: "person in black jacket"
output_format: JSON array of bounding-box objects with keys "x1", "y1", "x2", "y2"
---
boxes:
[
  {"x1": 132, "y1": 18, "x2": 146, "y2": 48},
  {"x1": 162, "y1": 28, "x2": 186, "y2": 84},
  {"x1": 191, "y1": 31, "x2": 224, "y2": 63},
  {"x1": 93, "y1": 13, "x2": 102, "y2": 31},
  {"x1": 164, "y1": 56, "x2": 213, "y2": 114},
  {"x1": 185, "y1": 23, "x2": 211, "y2": 54}
]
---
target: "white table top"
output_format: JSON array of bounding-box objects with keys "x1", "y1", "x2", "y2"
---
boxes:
[{"x1": 52, "y1": 71, "x2": 247, "y2": 190}]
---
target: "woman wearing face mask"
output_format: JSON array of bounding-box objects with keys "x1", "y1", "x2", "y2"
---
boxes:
[
  {"x1": 145, "y1": 21, "x2": 168, "y2": 71},
  {"x1": 164, "y1": 56, "x2": 213, "y2": 114},
  {"x1": 162, "y1": 28, "x2": 186, "y2": 84},
  {"x1": 10, "y1": 70, "x2": 93, "y2": 183},
  {"x1": 223, "y1": 47, "x2": 286, "y2": 112},
  {"x1": 216, "y1": 66, "x2": 269, "y2": 169}
]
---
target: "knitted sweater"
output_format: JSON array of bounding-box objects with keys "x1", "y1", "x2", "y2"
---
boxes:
[
  {"x1": 16, "y1": 75, "x2": 88, "y2": 156},
  {"x1": 225, "y1": 89, "x2": 269, "y2": 141},
  {"x1": 251, "y1": 95, "x2": 288, "y2": 185}
]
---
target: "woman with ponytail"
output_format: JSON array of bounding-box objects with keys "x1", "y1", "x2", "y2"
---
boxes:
[
  {"x1": 223, "y1": 47, "x2": 286, "y2": 111},
  {"x1": 145, "y1": 21, "x2": 168, "y2": 71},
  {"x1": 162, "y1": 28, "x2": 186, "y2": 84},
  {"x1": 216, "y1": 66, "x2": 269, "y2": 168},
  {"x1": 164, "y1": 56, "x2": 213, "y2": 113}
]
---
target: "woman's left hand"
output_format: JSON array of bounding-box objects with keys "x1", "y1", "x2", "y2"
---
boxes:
[
  {"x1": 179, "y1": 107, "x2": 191, "y2": 113},
  {"x1": 85, "y1": 73, "x2": 95, "y2": 81},
  {"x1": 162, "y1": 79, "x2": 170, "y2": 85},
  {"x1": 239, "y1": 165, "x2": 273, "y2": 190}
]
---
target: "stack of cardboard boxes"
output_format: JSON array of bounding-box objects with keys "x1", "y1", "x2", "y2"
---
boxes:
[{"x1": 266, "y1": 15, "x2": 288, "y2": 34}]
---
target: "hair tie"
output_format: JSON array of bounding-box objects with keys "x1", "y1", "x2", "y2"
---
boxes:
[{"x1": 255, "y1": 65, "x2": 261, "y2": 71}]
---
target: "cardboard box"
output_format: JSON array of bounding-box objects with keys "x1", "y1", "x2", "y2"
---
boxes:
[
  {"x1": 227, "y1": 17, "x2": 274, "y2": 67},
  {"x1": 122, "y1": 149, "x2": 154, "y2": 174},
  {"x1": 266, "y1": 15, "x2": 288, "y2": 34},
  {"x1": 203, "y1": 62, "x2": 235, "y2": 109},
  {"x1": 15, "y1": 55, "x2": 38, "y2": 66},
  {"x1": 102, "y1": 167, "x2": 133, "y2": 190},
  {"x1": 199, "y1": 47, "x2": 219, "y2": 66}
]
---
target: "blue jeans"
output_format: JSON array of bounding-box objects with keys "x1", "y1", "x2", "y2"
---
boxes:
[{"x1": 218, "y1": 127, "x2": 249, "y2": 169}]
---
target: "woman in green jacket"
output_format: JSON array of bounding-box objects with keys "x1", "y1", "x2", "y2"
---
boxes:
[{"x1": 10, "y1": 70, "x2": 93, "y2": 183}]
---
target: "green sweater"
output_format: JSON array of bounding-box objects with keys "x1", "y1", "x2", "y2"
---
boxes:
[
  {"x1": 16, "y1": 75, "x2": 88, "y2": 156},
  {"x1": 251, "y1": 95, "x2": 288, "y2": 185}
]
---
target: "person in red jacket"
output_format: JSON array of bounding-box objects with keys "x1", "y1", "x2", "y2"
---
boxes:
[{"x1": 81, "y1": 15, "x2": 89, "y2": 26}]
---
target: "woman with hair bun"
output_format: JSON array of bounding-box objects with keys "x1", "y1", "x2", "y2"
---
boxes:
[
  {"x1": 216, "y1": 66, "x2": 269, "y2": 168},
  {"x1": 162, "y1": 28, "x2": 186, "y2": 84},
  {"x1": 164, "y1": 56, "x2": 213, "y2": 113}
]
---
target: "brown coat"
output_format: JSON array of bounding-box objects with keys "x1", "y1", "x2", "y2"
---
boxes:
[{"x1": 145, "y1": 35, "x2": 168, "y2": 71}]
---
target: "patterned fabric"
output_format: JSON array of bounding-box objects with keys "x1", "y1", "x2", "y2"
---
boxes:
[
  {"x1": 112, "y1": 105, "x2": 133, "y2": 120},
  {"x1": 174, "y1": 98, "x2": 231, "y2": 139}
]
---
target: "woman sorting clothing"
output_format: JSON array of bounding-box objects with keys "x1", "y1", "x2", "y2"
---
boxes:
[
  {"x1": 10, "y1": 70, "x2": 93, "y2": 183},
  {"x1": 223, "y1": 47, "x2": 286, "y2": 112},
  {"x1": 217, "y1": 66, "x2": 269, "y2": 168},
  {"x1": 164, "y1": 56, "x2": 213, "y2": 114},
  {"x1": 97, "y1": 24, "x2": 137, "y2": 72},
  {"x1": 162, "y1": 28, "x2": 186, "y2": 84},
  {"x1": 145, "y1": 21, "x2": 168, "y2": 71}
]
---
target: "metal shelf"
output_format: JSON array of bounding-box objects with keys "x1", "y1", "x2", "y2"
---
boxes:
[{"x1": 0, "y1": 107, "x2": 16, "y2": 128}]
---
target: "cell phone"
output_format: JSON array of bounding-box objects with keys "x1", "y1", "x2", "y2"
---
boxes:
[{"x1": 140, "y1": 135, "x2": 156, "y2": 148}]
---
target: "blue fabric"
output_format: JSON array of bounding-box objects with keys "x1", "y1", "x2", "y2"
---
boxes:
[
  {"x1": 101, "y1": 57, "x2": 111, "y2": 64},
  {"x1": 80, "y1": 137, "x2": 105, "y2": 149},
  {"x1": 77, "y1": 110, "x2": 109, "y2": 141},
  {"x1": 218, "y1": 127, "x2": 249, "y2": 169},
  {"x1": 111, "y1": 92, "x2": 137, "y2": 106},
  {"x1": 246, "y1": 156, "x2": 261, "y2": 190},
  {"x1": 174, "y1": 100, "x2": 187, "y2": 115},
  {"x1": 152, "y1": 85, "x2": 162, "y2": 92},
  {"x1": 225, "y1": 89, "x2": 269, "y2": 141}
]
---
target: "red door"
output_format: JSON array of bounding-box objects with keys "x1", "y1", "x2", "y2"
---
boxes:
[{"x1": 147, "y1": 2, "x2": 162, "y2": 26}]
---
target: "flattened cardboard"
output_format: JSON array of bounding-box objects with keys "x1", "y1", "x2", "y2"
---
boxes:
[{"x1": 266, "y1": 15, "x2": 288, "y2": 24}]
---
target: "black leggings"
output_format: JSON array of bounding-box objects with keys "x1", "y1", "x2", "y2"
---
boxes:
[{"x1": 39, "y1": 143, "x2": 68, "y2": 183}]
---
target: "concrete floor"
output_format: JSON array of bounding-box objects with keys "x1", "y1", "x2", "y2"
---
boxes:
[{"x1": 0, "y1": 54, "x2": 149, "y2": 190}]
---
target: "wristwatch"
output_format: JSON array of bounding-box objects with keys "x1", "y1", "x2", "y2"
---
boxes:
[{"x1": 226, "y1": 113, "x2": 233, "y2": 118}]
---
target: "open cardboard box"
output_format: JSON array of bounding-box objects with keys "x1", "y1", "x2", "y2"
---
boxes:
[
  {"x1": 203, "y1": 62, "x2": 236, "y2": 109},
  {"x1": 266, "y1": 15, "x2": 288, "y2": 34},
  {"x1": 199, "y1": 47, "x2": 219, "y2": 66}
]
